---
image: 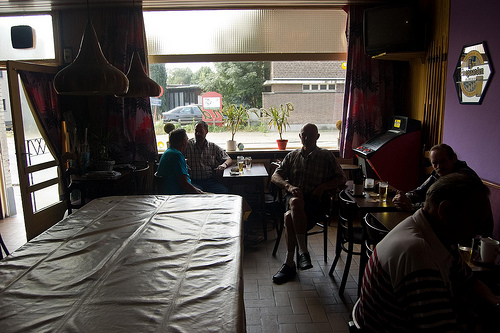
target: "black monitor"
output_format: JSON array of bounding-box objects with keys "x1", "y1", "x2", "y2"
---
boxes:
[{"x1": 364, "y1": 4, "x2": 426, "y2": 56}]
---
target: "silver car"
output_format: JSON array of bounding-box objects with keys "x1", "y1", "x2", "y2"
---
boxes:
[{"x1": 162, "y1": 105, "x2": 203, "y2": 124}]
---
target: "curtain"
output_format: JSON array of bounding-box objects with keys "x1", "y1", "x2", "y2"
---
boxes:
[
  {"x1": 340, "y1": 6, "x2": 404, "y2": 159},
  {"x1": 18, "y1": 70, "x2": 62, "y2": 160},
  {"x1": 60, "y1": 7, "x2": 157, "y2": 165}
]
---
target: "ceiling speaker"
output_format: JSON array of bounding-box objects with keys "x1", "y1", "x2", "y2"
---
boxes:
[{"x1": 11, "y1": 25, "x2": 35, "y2": 49}]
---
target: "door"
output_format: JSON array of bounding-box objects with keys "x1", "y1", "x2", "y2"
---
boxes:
[{"x1": 7, "y1": 61, "x2": 66, "y2": 240}]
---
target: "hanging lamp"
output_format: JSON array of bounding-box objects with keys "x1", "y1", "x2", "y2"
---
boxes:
[
  {"x1": 53, "y1": 19, "x2": 129, "y2": 95},
  {"x1": 118, "y1": 2, "x2": 161, "y2": 98},
  {"x1": 118, "y1": 51, "x2": 161, "y2": 97}
]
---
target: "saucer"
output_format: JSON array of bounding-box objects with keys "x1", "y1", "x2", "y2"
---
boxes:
[{"x1": 471, "y1": 254, "x2": 500, "y2": 267}]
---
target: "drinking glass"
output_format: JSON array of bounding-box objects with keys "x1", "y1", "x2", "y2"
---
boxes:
[
  {"x1": 237, "y1": 156, "x2": 244, "y2": 174},
  {"x1": 379, "y1": 181, "x2": 388, "y2": 202},
  {"x1": 245, "y1": 157, "x2": 252, "y2": 170},
  {"x1": 458, "y1": 243, "x2": 472, "y2": 263}
]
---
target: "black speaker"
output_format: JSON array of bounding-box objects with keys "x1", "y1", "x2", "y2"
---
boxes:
[{"x1": 11, "y1": 25, "x2": 35, "y2": 49}]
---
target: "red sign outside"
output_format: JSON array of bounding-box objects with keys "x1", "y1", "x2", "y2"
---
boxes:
[{"x1": 201, "y1": 92, "x2": 224, "y2": 127}]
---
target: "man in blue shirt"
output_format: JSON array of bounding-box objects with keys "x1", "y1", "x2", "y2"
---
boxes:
[{"x1": 157, "y1": 128, "x2": 204, "y2": 195}]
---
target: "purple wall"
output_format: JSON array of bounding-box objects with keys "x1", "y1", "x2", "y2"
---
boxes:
[{"x1": 444, "y1": 0, "x2": 500, "y2": 184}]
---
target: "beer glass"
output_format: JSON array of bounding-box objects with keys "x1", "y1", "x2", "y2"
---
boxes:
[
  {"x1": 379, "y1": 181, "x2": 388, "y2": 202},
  {"x1": 237, "y1": 156, "x2": 244, "y2": 174},
  {"x1": 245, "y1": 157, "x2": 252, "y2": 170}
]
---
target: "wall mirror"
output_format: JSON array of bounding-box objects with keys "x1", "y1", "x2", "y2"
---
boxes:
[{"x1": 453, "y1": 41, "x2": 494, "y2": 104}]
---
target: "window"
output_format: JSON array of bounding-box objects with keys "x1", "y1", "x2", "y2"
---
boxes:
[{"x1": 144, "y1": 9, "x2": 347, "y2": 150}]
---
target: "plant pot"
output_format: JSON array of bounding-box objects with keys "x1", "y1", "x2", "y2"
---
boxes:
[
  {"x1": 277, "y1": 139, "x2": 288, "y2": 150},
  {"x1": 226, "y1": 140, "x2": 237, "y2": 151}
]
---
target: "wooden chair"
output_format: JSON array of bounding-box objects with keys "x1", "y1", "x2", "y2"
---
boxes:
[
  {"x1": 0, "y1": 233, "x2": 9, "y2": 259},
  {"x1": 358, "y1": 213, "x2": 389, "y2": 296},
  {"x1": 272, "y1": 191, "x2": 332, "y2": 263},
  {"x1": 154, "y1": 172, "x2": 165, "y2": 194},
  {"x1": 329, "y1": 189, "x2": 363, "y2": 296}
]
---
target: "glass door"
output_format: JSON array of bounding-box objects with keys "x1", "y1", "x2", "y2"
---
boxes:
[{"x1": 7, "y1": 61, "x2": 66, "y2": 240}]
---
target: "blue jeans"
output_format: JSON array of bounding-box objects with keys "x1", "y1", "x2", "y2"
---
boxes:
[{"x1": 192, "y1": 178, "x2": 228, "y2": 194}]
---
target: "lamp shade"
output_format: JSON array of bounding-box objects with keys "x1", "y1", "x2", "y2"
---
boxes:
[
  {"x1": 54, "y1": 20, "x2": 129, "y2": 96},
  {"x1": 118, "y1": 52, "x2": 161, "y2": 97}
]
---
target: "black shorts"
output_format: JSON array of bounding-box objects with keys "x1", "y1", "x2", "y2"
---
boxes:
[{"x1": 284, "y1": 193, "x2": 328, "y2": 230}]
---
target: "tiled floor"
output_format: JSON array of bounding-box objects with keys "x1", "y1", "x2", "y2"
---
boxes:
[
  {"x1": 0, "y1": 193, "x2": 360, "y2": 333},
  {"x1": 243, "y1": 218, "x2": 360, "y2": 333}
]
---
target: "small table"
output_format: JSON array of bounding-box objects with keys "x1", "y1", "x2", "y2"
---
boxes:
[
  {"x1": 223, "y1": 163, "x2": 269, "y2": 239},
  {"x1": 370, "y1": 211, "x2": 413, "y2": 231},
  {"x1": 345, "y1": 181, "x2": 400, "y2": 214}
]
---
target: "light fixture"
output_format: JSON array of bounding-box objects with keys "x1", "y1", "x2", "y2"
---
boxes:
[
  {"x1": 53, "y1": 3, "x2": 129, "y2": 95},
  {"x1": 118, "y1": 51, "x2": 161, "y2": 97},
  {"x1": 118, "y1": 2, "x2": 161, "y2": 98}
]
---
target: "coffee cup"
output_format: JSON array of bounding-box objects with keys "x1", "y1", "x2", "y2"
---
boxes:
[{"x1": 480, "y1": 237, "x2": 499, "y2": 263}]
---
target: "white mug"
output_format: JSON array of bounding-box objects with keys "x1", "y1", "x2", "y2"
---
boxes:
[{"x1": 480, "y1": 237, "x2": 499, "y2": 263}]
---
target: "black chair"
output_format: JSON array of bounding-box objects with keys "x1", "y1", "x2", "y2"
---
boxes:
[
  {"x1": 329, "y1": 189, "x2": 363, "y2": 296},
  {"x1": 348, "y1": 299, "x2": 364, "y2": 332},
  {"x1": 132, "y1": 162, "x2": 150, "y2": 194},
  {"x1": 358, "y1": 213, "x2": 389, "y2": 296},
  {"x1": 0, "y1": 233, "x2": 9, "y2": 259},
  {"x1": 154, "y1": 172, "x2": 165, "y2": 194},
  {"x1": 272, "y1": 191, "x2": 332, "y2": 263},
  {"x1": 64, "y1": 168, "x2": 86, "y2": 215}
]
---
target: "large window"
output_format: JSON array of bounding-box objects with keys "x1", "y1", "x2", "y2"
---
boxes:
[{"x1": 144, "y1": 9, "x2": 347, "y2": 150}]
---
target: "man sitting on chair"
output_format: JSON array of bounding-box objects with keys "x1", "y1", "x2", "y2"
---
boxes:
[
  {"x1": 393, "y1": 143, "x2": 479, "y2": 211},
  {"x1": 271, "y1": 123, "x2": 346, "y2": 284},
  {"x1": 357, "y1": 174, "x2": 498, "y2": 331}
]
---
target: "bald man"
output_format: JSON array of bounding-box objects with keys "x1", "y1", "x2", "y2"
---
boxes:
[{"x1": 271, "y1": 123, "x2": 346, "y2": 284}]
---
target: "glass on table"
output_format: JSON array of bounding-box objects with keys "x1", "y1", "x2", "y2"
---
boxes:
[
  {"x1": 244, "y1": 157, "x2": 252, "y2": 170},
  {"x1": 458, "y1": 241, "x2": 473, "y2": 264},
  {"x1": 378, "y1": 181, "x2": 389, "y2": 202},
  {"x1": 237, "y1": 156, "x2": 244, "y2": 174}
]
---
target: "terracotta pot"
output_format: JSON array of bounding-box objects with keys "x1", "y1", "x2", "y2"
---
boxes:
[
  {"x1": 277, "y1": 139, "x2": 288, "y2": 150},
  {"x1": 226, "y1": 140, "x2": 237, "y2": 151}
]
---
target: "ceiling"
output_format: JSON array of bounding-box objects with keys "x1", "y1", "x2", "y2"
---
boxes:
[{"x1": 0, "y1": 0, "x2": 389, "y2": 15}]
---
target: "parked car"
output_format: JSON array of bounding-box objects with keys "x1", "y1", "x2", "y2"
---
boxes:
[{"x1": 162, "y1": 105, "x2": 203, "y2": 124}]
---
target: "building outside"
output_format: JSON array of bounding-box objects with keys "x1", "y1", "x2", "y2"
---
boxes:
[{"x1": 262, "y1": 61, "x2": 345, "y2": 129}]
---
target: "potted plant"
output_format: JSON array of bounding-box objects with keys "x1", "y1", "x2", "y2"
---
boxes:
[
  {"x1": 222, "y1": 104, "x2": 248, "y2": 151},
  {"x1": 261, "y1": 102, "x2": 294, "y2": 150}
]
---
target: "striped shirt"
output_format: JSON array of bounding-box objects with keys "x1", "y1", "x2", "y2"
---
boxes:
[
  {"x1": 356, "y1": 209, "x2": 474, "y2": 332},
  {"x1": 274, "y1": 147, "x2": 346, "y2": 195},
  {"x1": 184, "y1": 139, "x2": 230, "y2": 180}
]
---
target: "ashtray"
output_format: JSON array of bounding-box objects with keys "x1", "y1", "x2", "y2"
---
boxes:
[
  {"x1": 349, "y1": 190, "x2": 365, "y2": 197},
  {"x1": 368, "y1": 192, "x2": 379, "y2": 198},
  {"x1": 230, "y1": 171, "x2": 240, "y2": 176}
]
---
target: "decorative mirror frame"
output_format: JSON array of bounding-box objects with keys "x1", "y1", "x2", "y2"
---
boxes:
[{"x1": 453, "y1": 41, "x2": 494, "y2": 105}]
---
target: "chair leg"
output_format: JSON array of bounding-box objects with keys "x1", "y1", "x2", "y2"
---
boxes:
[
  {"x1": 329, "y1": 229, "x2": 343, "y2": 275},
  {"x1": 358, "y1": 248, "x2": 367, "y2": 297},
  {"x1": 0, "y1": 233, "x2": 9, "y2": 259},
  {"x1": 323, "y1": 222, "x2": 328, "y2": 262},
  {"x1": 272, "y1": 218, "x2": 283, "y2": 256},
  {"x1": 339, "y1": 243, "x2": 354, "y2": 296}
]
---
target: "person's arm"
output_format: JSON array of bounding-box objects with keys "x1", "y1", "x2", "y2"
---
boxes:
[
  {"x1": 216, "y1": 157, "x2": 232, "y2": 171},
  {"x1": 178, "y1": 174, "x2": 204, "y2": 194},
  {"x1": 271, "y1": 169, "x2": 303, "y2": 198},
  {"x1": 311, "y1": 154, "x2": 347, "y2": 200}
]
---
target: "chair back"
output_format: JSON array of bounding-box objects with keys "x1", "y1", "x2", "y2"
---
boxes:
[
  {"x1": 0, "y1": 233, "x2": 9, "y2": 259},
  {"x1": 132, "y1": 162, "x2": 151, "y2": 194},
  {"x1": 338, "y1": 189, "x2": 358, "y2": 237},
  {"x1": 154, "y1": 172, "x2": 165, "y2": 194}
]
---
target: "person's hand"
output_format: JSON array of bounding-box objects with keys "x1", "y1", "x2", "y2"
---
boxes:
[
  {"x1": 287, "y1": 184, "x2": 303, "y2": 198},
  {"x1": 393, "y1": 191, "x2": 413, "y2": 211}
]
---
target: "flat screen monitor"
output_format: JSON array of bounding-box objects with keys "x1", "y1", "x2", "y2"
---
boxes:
[{"x1": 364, "y1": 4, "x2": 426, "y2": 56}]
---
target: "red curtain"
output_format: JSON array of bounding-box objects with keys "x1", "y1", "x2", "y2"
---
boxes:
[{"x1": 340, "y1": 6, "x2": 404, "y2": 158}]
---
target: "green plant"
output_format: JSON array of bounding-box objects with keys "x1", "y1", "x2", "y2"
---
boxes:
[
  {"x1": 260, "y1": 102, "x2": 294, "y2": 140},
  {"x1": 222, "y1": 104, "x2": 248, "y2": 141}
]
